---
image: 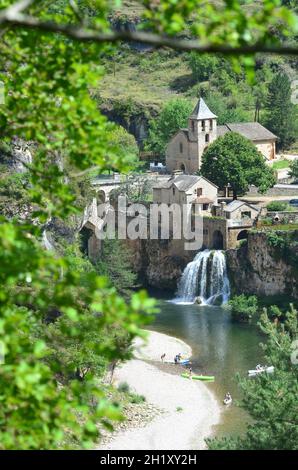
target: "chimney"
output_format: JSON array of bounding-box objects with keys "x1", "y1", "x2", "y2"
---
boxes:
[{"x1": 220, "y1": 201, "x2": 226, "y2": 216}]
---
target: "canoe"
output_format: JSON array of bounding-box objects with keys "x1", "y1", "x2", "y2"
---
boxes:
[
  {"x1": 248, "y1": 366, "x2": 274, "y2": 377},
  {"x1": 164, "y1": 359, "x2": 190, "y2": 365},
  {"x1": 223, "y1": 398, "x2": 232, "y2": 405},
  {"x1": 181, "y1": 372, "x2": 215, "y2": 382}
]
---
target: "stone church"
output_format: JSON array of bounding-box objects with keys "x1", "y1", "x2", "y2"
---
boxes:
[{"x1": 165, "y1": 98, "x2": 278, "y2": 174}]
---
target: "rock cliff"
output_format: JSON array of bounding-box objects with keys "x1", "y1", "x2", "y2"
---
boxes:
[
  {"x1": 125, "y1": 239, "x2": 194, "y2": 291},
  {"x1": 226, "y1": 231, "x2": 298, "y2": 299}
]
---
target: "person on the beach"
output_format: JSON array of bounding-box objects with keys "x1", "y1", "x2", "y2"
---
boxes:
[
  {"x1": 188, "y1": 366, "x2": 193, "y2": 377},
  {"x1": 174, "y1": 355, "x2": 178, "y2": 364},
  {"x1": 161, "y1": 353, "x2": 166, "y2": 362},
  {"x1": 177, "y1": 353, "x2": 182, "y2": 361}
]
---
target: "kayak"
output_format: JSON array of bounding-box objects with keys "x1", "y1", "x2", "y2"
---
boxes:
[
  {"x1": 181, "y1": 372, "x2": 215, "y2": 382},
  {"x1": 248, "y1": 366, "x2": 274, "y2": 377},
  {"x1": 164, "y1": 359, "x2": 190, "y2": 365}
]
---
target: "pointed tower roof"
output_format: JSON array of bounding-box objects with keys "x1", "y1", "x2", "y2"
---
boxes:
[{"x1": 190, "y1": 97, "x2": 217, "y2": 120}]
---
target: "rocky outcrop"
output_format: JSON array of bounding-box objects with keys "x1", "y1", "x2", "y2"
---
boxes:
[
  {"x1": 0, "y1": 138, "x2": 33, "y2": 173},
  {"x1": 226, "y1": 231, "x2": 298, "y2": 299},
  {"x1": 125, "y1": 239, "x2": 194, "y2": 291}
]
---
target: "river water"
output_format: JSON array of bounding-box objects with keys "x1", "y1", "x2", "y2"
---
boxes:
[{"x1": 149, "y1": 298, "x2": 264, "y2": 439}]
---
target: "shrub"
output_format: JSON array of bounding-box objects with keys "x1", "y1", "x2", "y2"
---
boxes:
[
  {"x1": 118, "y1": 382, "x2": 130, "y2": 393},
  {"x1": 129, "y1": 393, "x2": 146, "y2": 404},
  {"x1": 266, "y1": 201, "x2": 288, "y2": 212},
  {"x1": 229, "y1": 295, "x2": 258, "y2": 322}
]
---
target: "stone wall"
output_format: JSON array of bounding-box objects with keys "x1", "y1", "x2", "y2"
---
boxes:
[
  {"x1": 255, "y1": 140, "x2": 276, "y2": 160},
  {"x1": 267, "y1": 211, "x2": 298, "y2": 224},
  {"x1": 226, "y1": 230, "x2": 298, "y2": 299},
  {"x1": 247, "y1": 184, "x2": 298, "y2": 197}
]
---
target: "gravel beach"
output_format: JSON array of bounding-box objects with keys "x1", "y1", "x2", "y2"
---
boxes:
[{"x1": 99, "y1": 330, "x2": 221, "y2": 450}]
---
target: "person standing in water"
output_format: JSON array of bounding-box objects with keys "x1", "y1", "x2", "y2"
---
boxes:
[{"x1": 161, "y1": 353, "x2": 166, "y2": 362}]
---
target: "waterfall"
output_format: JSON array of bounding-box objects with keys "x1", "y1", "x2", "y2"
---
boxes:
[
  {"x1": 174, "y1": 250, "x2": 230, "y2": 306},
  {"x1": 42, "y1": 230, "x2": 54, "y2": 251}
]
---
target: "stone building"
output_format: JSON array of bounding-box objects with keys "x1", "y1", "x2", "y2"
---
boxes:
[
  {"x1": 153, "y1": 174, "x2": 218, "y2": 215},
  {"x1": 217, "y1": 200, "x2": 260, "y2": 222},
  {"x1": 165, "y1": 97, "x2": 277, "y2": 174}
]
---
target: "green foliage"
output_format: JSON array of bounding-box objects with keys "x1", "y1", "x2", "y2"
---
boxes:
[
  {"x1": 145, "y1": 99, "x2": 193, "y2": 158},
  {"x1": 204, "y1": 93, "x2": 250, "y2": 125},
  {"x1": 208, "y1": 305, "x2": 298, "y2": 449},
  {"x1": 289, "y1": 159, "x2": 298, "y2": 180},
  {"x1": 0, "y1": 1, "x2": 158, "y2": 449},
  {"x1": 264, "y1": 72, "x2": 297, "y2": 150},
  {"x1": 267, "y1": 231, "x2": 288, "y2": 250},
  {"x1": 266, "y1": 201, "x2": 288, "y2": 211},
  {"x1": 117, "y1": 382, "x2": 146, "y2": 404},
  {"x1": 96, "y1": 239, "x2": 138, "y2": 297},
  {"x1": 228, "y1": 294, "x2": 259, "y2": 322},
  {"x1": 266, "y1": 230, "x2": 298, "y2": 268},
  {"x1": 272, "y1": 159, "x2": 291, "y2": 170},
  {"x1": 187, "y1": 53, "x2": 219, "y2": 81},
  {"x1": 110, "y1": 173, "x2": 154, "y2": 202},
  {"x1": 0, "y1": 171, "x2": 31, "y2": 218},
  {"x1": 200, "y1": 132, "x2": 276, "y2": 198}
]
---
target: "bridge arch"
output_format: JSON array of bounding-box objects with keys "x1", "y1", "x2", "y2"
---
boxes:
[
  {"x1": 237, "y1": 229, "x2": 248, "y2": 242},
  {"x1": 96, "y1": 189, "x2": 107, "y2": 204},
  {"x1": 79, "y1": 221, "x2": 101, "y2": 261},
  {"x1": 212, "y1": 230, "x2": 224, "y2": 249}
]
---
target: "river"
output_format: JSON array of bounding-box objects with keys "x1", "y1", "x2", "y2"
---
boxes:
[{"x1": 149, "y1": 297, "x2": 264, "y2": 439}]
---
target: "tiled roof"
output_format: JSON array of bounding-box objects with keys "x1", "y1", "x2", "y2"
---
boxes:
[
  {"x1": 224, "y1": 200, "x2": 260, "y2": 212},
  {"x1": 190, "y1": 97, "x2": 217, "y2": 120},
  {"x1": 217, "y1": 122, "x2": 277, "y2": 141}
]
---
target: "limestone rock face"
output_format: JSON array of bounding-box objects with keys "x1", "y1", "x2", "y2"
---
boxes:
[
  {"x1": 125, "y1": 239, "x2": 194, "y2": 291},
  {"x1": 0, "y1": 138, "x2": 33, "y2": 173},
  {"x1": 226, "y1": 231, "x2": 298, "y2": 299}
]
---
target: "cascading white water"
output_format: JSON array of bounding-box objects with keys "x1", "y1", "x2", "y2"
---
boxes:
[
  {"x1": 42, "y1": 230, "x2": 54, "y2": 251},
  {"x1": 174, "y1": 249, "x2": 230, "y2": 306}
]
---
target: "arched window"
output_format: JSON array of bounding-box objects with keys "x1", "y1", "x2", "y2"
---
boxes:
[
  {"x1": 201, "y1": 120, "x2": 205, "y2": 131},
  {"x1": 205, "y1": 134, "x2": 210, "y2": 143},
  {"x1": 180, "y1": 142, "x2": 183, "y2": 153}
]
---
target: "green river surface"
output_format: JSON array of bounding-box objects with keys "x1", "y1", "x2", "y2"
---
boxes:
[{"x1": 149, "y1": 295, "x2": 265, "y2": 439}]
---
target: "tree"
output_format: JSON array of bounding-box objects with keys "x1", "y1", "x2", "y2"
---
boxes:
[
  {"x1": 145, "y1": 99, "x2": 193, "y2": 158},
  {"x1": 264, "y1": 72, "x2": 297, "y2": 150},
  {"x1": 228, "y1": 295, "x2": 259, "y2": 322},
  {"x1": 187, "y1": 53, "x2": 218, "y2": 81},
  {"x1": 208, "y1": 305, "x2": 298, "y2": 449},
  {"x1": 200, "y1": 132, "x2": 276, "y2": 199},
  {"x1": 96, "y1": 239, "x2": 138, "y2": 298},
  {"x1": 289, "y1": 159, "x2": 298, "y2": 181}
]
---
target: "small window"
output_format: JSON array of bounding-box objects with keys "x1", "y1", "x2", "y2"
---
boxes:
[
  {"x1": 202, "y1": 120, "x2": 205, "y2": 131},
  {"x1": 173, "y1": 187, "x2": 176, "y2": 195},
  {"x1": 191, "y1": 121, "x2": 195, "y2": 132},
  {"x1": 197, "y1": 188, "x2": 203, "y2": 196},
  {"x1": 242, "y1": 211, "x2": 251, "y2": 219},
  {"x1": 210, "y1": 119, "x2": 213, "y2": 130},
  {"x1": 205, "y1": 134, "x2": 210, "y2": 143},
  {"x1": 203, "y1": 203, "x2": 209, "y2": 211},
  {"x1": 180, "y1": 142, "x2": 183, "y2": 153}
]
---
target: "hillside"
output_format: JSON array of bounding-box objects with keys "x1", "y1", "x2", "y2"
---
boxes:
[{"x1": 96, "y1": 4, "x2": 298, "y2": 151}]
